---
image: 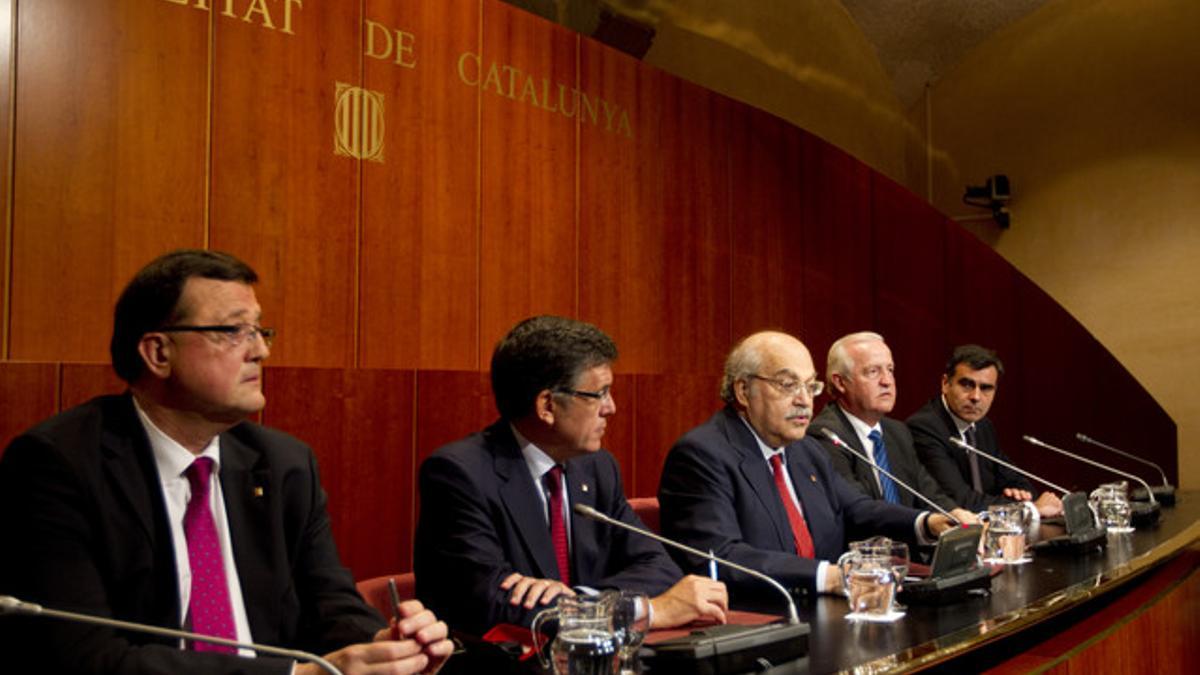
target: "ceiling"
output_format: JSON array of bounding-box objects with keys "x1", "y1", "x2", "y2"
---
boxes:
[{"x1": 505, "y1": 0, "x2": 1049, "y2": 108}]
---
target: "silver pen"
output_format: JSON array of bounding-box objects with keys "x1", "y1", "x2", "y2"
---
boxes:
[{"x1": 708, "y1": 549, "x2": 718, "y2": 580}]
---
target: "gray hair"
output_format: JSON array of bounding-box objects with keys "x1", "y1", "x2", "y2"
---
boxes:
[
  {"x1": 719, "y1": 335, "x2": 766, "y2": 404},
  {"x1": 826, "y1": 331, "x2": 884, "y2": 393}
]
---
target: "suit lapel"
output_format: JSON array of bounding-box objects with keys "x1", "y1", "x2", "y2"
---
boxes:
[
  {"x1": 219, "y1": 431, "x2": 274, "y2": 638},
  {"x1": 720, "y1": 409, "x2": 793, "y2": 551},
  {"x1": 491, "y1": 426, "x2": 560, "y2": 581},
  {"x1": 936, "y1": 402, "x2": 978, "y2": 485},
  {"x1": 830, "y1": 405, "x2": 882, "y2": 500}
]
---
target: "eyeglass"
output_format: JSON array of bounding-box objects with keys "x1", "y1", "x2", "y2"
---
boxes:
[
  {"x1": 555, "y1": 385, "x2": 613, "y2": 403},
  {"x1": 749, "y1": 374, "x2": 824, "y2": 398},
  {"x1": 159, "y1": 323, "x2": 276, "y2": 348}
]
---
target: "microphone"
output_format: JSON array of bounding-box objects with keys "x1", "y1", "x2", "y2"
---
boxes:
[
  {"x1": 0, "y1": 595, "x2": 343, "y2": 675},
  {"x1": 571, "y1": 503, "x2": 799, "y2": 625},
  {"x1": 1076, "y1": 432, "x2": 1175, "y2": 505},
  {"x1": 949, "y1": 437, "x2": 1071, "y2": 496},
  {"x1": 1023, "y1": 436, "x2": 1158, "y2": 505},
  {"x1": 818, "y1": 428, "x2": 960, "y2": 524}
]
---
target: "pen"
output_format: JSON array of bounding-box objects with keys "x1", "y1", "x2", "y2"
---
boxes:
[
  {"x1": 708, "y1": 549, "x2": 718, "y2": 580},
  {"x1": 387, "y1": 577, "x2": 403, "y2": 639}
]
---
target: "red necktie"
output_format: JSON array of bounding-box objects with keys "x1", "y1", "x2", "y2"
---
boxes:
[
  {"x1": 184, "y1": 457, "x2": 237, "y2": 652},
  {"x1": 544, "y1": 465, "x2": 571, "y2": 585},
  {"x1": 769, "y1": 453, "x2": 816, "y2": 558}
]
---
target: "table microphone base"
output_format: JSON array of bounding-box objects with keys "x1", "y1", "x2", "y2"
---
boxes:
[
  {"x1": 646, "y1": 622, "x2": 809, "y2": 675},
  {"x1": 1131, "y1": 484, "x2": 1175, "y2": 506}
]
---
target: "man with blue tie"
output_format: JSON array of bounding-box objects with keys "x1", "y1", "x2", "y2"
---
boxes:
[{"x1": 810, "y1": 332, "x2": 973, "y2": 524}]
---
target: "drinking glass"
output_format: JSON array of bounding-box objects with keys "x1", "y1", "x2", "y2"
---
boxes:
[
  {"x1": 610, "y1": 591, "x2": 650, "y2": 675},
  {"x1": 888, "y1": 541, "x2": 910, "y2": 612}
]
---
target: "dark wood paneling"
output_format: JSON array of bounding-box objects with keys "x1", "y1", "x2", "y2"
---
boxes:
[
  {"x1": 0, "y1": 0, "x2": 11, "y2": 355},
  {"x1": 729, "y1": 108, "x2": 806, "y2": 341},
  {"x1": 631, "y1": 373, "x2": 721, "y2": 498},
  {"x1": 414, "y1": 369, "x2": 495, "y2": 465},
  {"x1": 941, "y1": 225, "x2": 1024, "y2": 451},
  {"x1": 209, "y1": 2, "x2": 360, "y2": 368},
  {"x1": 578, "y1": 41, "x2": 732, "y2": 374},
  {"x1": 798, "y1": 134, "x2": 873, "y2": 361},
  {"x1": 360, "y1": 0, "x2": 480, "y2": 370},
  {"x1": 262, "y1": 367, "x2": 415, "y2": 578},
  {"x1": 0, "y1": 362, "x2": 57, "y2": 455},
  {"x1": 9, "y1": 0, "x2": 207, "y2": 362},
  {"x1": 60, "y1": 363, "x2": 125, "y2": 410},
  {"x1": 871, "y1": 174, "x2": 948, "y2": 419},
  {"x1": 477, "y1": 1, "x2": 578, "y2": 368}
]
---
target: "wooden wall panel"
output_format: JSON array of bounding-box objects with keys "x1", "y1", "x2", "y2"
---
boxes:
[
  {"x1": 940, "y1": 225, "x2": 1024, "y2": 454},
  {"x1": 0, "y1": 0, "x2": 11, "y2": 357},
  {"x1": 261, "y1": 367, "x2": 416, "y2": 578},
  {"x1": 0, "y1": 362, "x2": 57, "y2": 455},
  {"x1": 729, "y1": 108, "x2": 806, "y2": 341},
  {"x1": 477, "y1": 1, "x2": 578, "y2": 368},
  {"x1": 209, "y1": 2, "x2": 360, "y2": 368},
  {"x1": 798, "y1": 134, "x2": 873, "y2": 360},
  {"x1": 578, "y1": 42, "x2": 732, "y2": 373},
  {"x1": 414, "y1": 369, "x2": 495, "y2": 465},
  {"x1": 9, "y1": 0, "x2": 207, "y2": 362},
  {"x1": 360, "y1": 0, "x2": 480, "y2": 370},
  {"x1": 871, "y1": 175, "x2": 948, "y2": 419},
  {"x1": 631, "y1": 373, "x2": 722, "y2": 498},
  {"x1": 60, "y1": 363, "x2": 125, "y2": 410}
]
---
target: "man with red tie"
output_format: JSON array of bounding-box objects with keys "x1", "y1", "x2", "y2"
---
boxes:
[
  {"x1": 415, "y1": 316, "x2": 727, "y2": 636},
  {"x1": 658, "y1": 331, "x2": 956, "y2": 601}
]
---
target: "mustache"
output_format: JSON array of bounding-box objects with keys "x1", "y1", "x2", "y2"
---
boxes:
[{"x1": 787, "y1": 407, "x2": 812, "y2": 418}]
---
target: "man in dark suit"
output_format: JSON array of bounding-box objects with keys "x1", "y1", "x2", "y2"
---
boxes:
[
  {"x1": 415, "y1": 316, "x2": 726, "y2": 637},
  {"x1": 658, "y1": 331, "x2": 957, "y2": 602},
  {"x1": 0, "y1": 250, "x2": 451, "y2": 675},
  {"x1": 809, "y1": 332, "x2": 973, "y2": 524},
  {"x1": 907, "y1": 345, "x2": 1062, "y2": 516}
]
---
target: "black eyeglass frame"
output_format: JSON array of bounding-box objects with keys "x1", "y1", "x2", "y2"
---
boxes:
[{"x1": 158, "y1": 324, "x2": 276, "y2": 347}]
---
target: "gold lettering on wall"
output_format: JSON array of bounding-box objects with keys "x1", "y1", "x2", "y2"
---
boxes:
[
  {"x1": 333, "y1": 83, "x2": 385, "y2": 163},
  {"x1": 365, "y1": 20, "x2": 416, "y2": 68},
  {"x1": 161, "y1": 0, "x2": 302, "y2": 36},
  {"x1": 456, "y1": 51, "x2": 633, "y2": 138}
]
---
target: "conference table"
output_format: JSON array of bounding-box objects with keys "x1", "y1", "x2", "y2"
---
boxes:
[{"x1": 653, "y1": 492, "x2": 1200, "y2": 674}]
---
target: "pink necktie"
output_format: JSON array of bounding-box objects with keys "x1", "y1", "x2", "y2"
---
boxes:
[
  {"x1": 769, "y1": 454, "x2": 816, "y2": 558},
  {"x1": 184, "y1": 457, "x2": 237, "y2": 652},
  {"x1": 544, "y1": 465, "x2": 571, "y2": 586}
]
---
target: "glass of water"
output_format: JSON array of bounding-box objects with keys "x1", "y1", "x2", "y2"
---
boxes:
[{"x1": 610, "y1": 591, "x2": 650, "y2": 674}]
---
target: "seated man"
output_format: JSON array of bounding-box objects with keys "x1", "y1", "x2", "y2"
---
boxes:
[
  {"x1": 658, "y1": 331, "x2": 956, "y2": 602},
  {"x1": 907, "y1": 345, "x2": 1062, "y2": 516},
  {"x1": 809, "y1": 332, "x2": 974, "y2": 522},
  {"x1": 0, "y1": 250, "x2": 451, "y2": 675},
  {"x1": 415, "y1": 316, "x2": 727, "y2": 636}
]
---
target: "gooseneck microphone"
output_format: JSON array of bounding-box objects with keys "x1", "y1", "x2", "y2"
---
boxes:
[
  {"x1": 1022, "y1": 435, "x2": 1158, "y2": 505},
  {"x1": 571, "y1": 503, "x2": 800, "y2": 625},
  {"x1": 1076, "y1": 432, "x2": 1175, "y2": 504},
  {"x1": 0, "y1": 595, "x2": 343, "y2": 675},
  {"x1": 819, "y1": 428, "x2": 960, "y2": 525},
  {"x1": 949, "y1": 437, "x2": 1071, "y2": 496}
]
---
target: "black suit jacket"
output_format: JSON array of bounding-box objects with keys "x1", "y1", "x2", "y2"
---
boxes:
[
  {"x1": 657, "y1": 407, "x2": 921, "y2": 600},
  {"x1": 906, "y1": 398, "x2": 1033, "y2": 512},
  {"x1": 0, "y1": 394, "x2": 383, "y2": 675},
  {"x1": 809, "y1": 404, "x2": 958, "y2": 512},
  {"x1": 414, "y1": 421, "x2": 681, "y2": 636}
]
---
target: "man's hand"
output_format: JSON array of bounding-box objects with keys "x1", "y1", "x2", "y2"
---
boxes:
[
  {"x1": 297, "y1": 600, "x2": 452, "y2": 675},
  {"x1": 500, "y1": 572, "x2": 575, "y2": 609},
  {"x1": 1033, "y1": 491, "x2": 1063, "y2": 517},
  {"x1": 949, "y1": 508, "x2": 980, "y2": 525},
  {"x1": 648, "y1": 575, "x2": 728, "y2": 629},
  {"x1": 1002, "y1": 487, "x2": 1033, "y2": 502},
  {"x1": 926, "y1": 512, "x2": 957, "y2": 536},
  {"x1": 823, "y1": 564, "x2": 844, "y2": 595}
]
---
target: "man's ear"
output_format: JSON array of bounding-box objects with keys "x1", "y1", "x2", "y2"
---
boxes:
[
  {"x1": 734, "y1": 379, "x2": 751, "y2": 408},
  {"x1": 829, "y1": 372, "x2": 848, "y2": 397},
  {"x1": 534, "y1": 389, "x2": 557, "y2": 426},
  {"x1": 137, "y1": 334, "x2": 173, "y2": 380}
]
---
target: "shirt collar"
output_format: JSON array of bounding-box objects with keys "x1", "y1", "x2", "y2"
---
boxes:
[
  {"x1": 838, "y1": 403, "x2": 882, "y2": 443},
  {"x1": 940, "y1": 395, "x2": 974, "y2": 436},
  {"x1": 133, "y1": 396, "x2": 221, "y2": 480},
  {"x1": 736, "y1": 413, "x2": 787, "y2": 463},
  {"x1": 511, "y1": 424, "x2": 558, "y2": 482}
]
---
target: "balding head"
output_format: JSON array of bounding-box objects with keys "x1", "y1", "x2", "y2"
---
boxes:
[{"x1": 722, "y1": 331, "x2": 821, "y2": 447}]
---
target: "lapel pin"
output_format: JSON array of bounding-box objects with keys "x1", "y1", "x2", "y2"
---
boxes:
[
  {"x1": 809, "y1": 474, "x2": 817, "y2": 483},
  {"x1": 253, "y1": 486, "x2": 265, "y2": 497},
  {"x1": 581, "y1": 483, "x2": 589, "y2": 493}
]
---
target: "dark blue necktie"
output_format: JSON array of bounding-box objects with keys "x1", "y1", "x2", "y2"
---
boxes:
[{"x1": 867, "y1": 429, "x2": 902, "y2": 504}]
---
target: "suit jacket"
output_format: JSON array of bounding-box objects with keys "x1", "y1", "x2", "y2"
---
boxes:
[
  {"x1": 906, "y1": 398, "x2": 1033, "y2": 512},
  {"x1": 0, "y1": 394, "x2": 383, "y2": 675},
  {"x1": 809, "y1": 404, "x2": 958, "y2": 512},
  {"x1": 657, "y1": 407, "x2": 921, "y2": 601},
  {"x1": 414, "y1": 421, "x2": 681, "y2": 636}
]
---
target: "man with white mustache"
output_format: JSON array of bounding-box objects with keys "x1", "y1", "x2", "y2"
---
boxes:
[{"x1": 658, "y1": 331, "x2": 956, "y2": 601}]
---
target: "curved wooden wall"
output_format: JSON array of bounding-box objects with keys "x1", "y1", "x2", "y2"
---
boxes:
[{"x1": 0, "y1": 0, "x2": 1176, "y2": 579}]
